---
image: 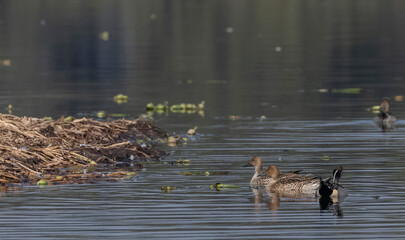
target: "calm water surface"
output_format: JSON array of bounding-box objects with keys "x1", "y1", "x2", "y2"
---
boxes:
[{"x1": 1, "y1": 1, "x2": 405, "y2": 239}]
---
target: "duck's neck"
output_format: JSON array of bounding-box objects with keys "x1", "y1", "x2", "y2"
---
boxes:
[
  {"x1": 333, "y1": 169, "x2": 341, "y2": 184},
  {"x1": 254, "y1": 163, "x2": 262, "y2": 176},
  {"x1": 381, "y1": 100, "x2": 390, "y2": 113},
  {"x1": 272, "y1": 171, "x2": 279, "y2": 180},
  {"x1": 250, "y1": 163, "x2": 263, "y2": 184}
]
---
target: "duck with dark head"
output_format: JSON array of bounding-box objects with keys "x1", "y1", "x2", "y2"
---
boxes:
[
  {"x1": 318, "y1": 165, "x2": 348, "y2": 199},
  {"x1": 374, "y1": 97, "x2": 396, "y2": 130}
]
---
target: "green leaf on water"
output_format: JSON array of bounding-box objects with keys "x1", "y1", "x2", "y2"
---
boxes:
[
  {"x1": 146, "y1": 103, "x2": 155, "y2": 111},
  {"x1": 161, "y1": 186, "x2": 177, "y2": 193},
  {"x1": 97, "y1": 111, "x2": 106, "y2": 118},
  {"x1": 331, "y1": 88, "x2": 361, "y2": 94},
  {"x1": 210, "y1": 183, "x2": 240, "y2": 190},
  {"x1": 370, "y1": 105, "x2": 380, "y2": 113},
  {"x1": 113, "y1": 94, "x2": 128, "y2": 104},
  {"x1": 37, "y1": 179, "x2": 48, "y2": 186}
]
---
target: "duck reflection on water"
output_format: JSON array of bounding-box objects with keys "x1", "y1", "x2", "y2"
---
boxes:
[
  {"x1": 250, "y1": 187, "x2": 346, "y2": 217},
  {"x1": 319, "y1": 196, "x2": 344, "y2": 217}
]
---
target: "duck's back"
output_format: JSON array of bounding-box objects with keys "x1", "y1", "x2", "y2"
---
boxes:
[{"x1": 268, "y1": 175, "x2": 319, "y2": 195}]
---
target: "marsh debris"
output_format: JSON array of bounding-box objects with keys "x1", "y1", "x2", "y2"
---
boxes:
[{"x1": 0, "y1": 114, "x2": 167, "y2": 184}]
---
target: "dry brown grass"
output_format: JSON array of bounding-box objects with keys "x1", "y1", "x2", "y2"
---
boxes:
[{"x1": 0, "y1": 114, "x2": 167, "y2": 184}]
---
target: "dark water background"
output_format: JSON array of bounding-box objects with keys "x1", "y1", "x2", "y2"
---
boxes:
[{"x1": 1, "y1": 0, "x2": 405, "y2": 239}]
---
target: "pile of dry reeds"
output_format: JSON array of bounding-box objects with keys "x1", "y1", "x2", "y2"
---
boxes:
[{"x1": 0, "y1": 114, "x2": 167, "y2": 184}]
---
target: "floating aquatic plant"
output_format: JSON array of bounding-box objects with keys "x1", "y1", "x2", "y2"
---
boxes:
[
  {"x1": 97, "y1": 111, "x2": 106, "y2": 118},
  {"x1": 166, "y1": 135, "x2": 189, "y2": 147},
  {"x1": 179, "y1": 171, "x2": 210, "y2": 176},
  {"x1": 210, "y1": 183, "x2": 240, "y2": 191},
  {"x1": 107, "y1": 171, "x2": 137, "y2": 178},
  {"x1": 155, "y1": 104, "x2": 165, "y2": 111},
  {"x1": 113, "y1": 94, "x2": 128, "y2": 104},
  {"x1": 146, "y1": 101, "x2": 204, "y2": 116},
  {"x1": 167, "y1": 136, "x2": 180, "y2": 144},
  {"x1": 186, "y1": 103, "x2": 196, "y2": 110},
  {"x1": 146, "y1": 103, "x2": 155, "y2": 111},
  {"x1": 7, "y1": 104, "x2": 12, "y2": 114},
  {"x1": 175, "y1": 159, "x2": 190, "y2": 165},
  {"x1": 161, "y1": 186, "x2": 177, "y2": 193},
  {"x1": 64, "y1": 116, "x2": 75, "y2": 122},
  {"x1": 99, "y1": 31, "x2": 109, "y2": 41},
  {"x1": 170, "y1": 104, "x2": 186, "y2": 113},
  {"x1": 331, "y1": 88, "x2": 361, "y2": 94},
  {"x1": 370, "y1": 105, "x2": 381, "y2": 114},
  {"x1": 37, "y1": 179, "x2": 48, "y2": 186}
]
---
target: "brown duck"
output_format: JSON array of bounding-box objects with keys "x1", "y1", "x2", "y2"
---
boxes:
[{"x1": 265, "y1": 165, "x2": 320, "y2": 195}]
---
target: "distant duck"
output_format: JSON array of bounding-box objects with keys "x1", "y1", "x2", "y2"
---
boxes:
[
  {"x1": 265, "y1": 165, "x2": 320, "y2": 195},
  {"x1": 244, "y1": 157, "x2": 273, "y2": 188},
  {"x1": 318, "y1": 165, "x2": 348, "y2": 198},
  {"x1": 374, "y1": 98, "x2": 396, "y2": 130}
]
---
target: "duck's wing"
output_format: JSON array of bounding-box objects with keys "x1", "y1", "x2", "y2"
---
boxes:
[
  {"x1": 279, "y1": 170, "x2": 306, "y2": 178},
  {"x1": 271, "y1": 175, "x2": 319, "y2": 191}
]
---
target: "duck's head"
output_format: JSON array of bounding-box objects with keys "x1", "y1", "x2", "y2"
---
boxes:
[
  {"x1": 332, "y1": 165, "x2": 343, "y2": 184},
  {"x1": 380, "y1": 98, "x2": 390, "y2": 113},
  {"x1": 244, "y1": 156, "x2": 263, "y2": 172},
  {"x1": 265, "y1": 165, "x2": 280, "y2": 180}
]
